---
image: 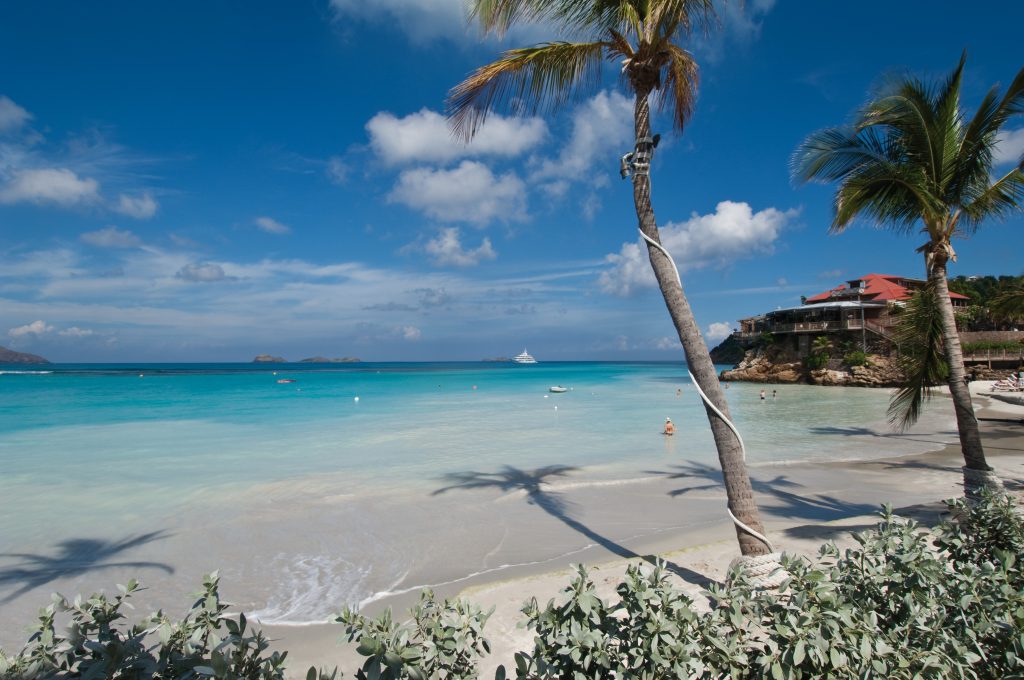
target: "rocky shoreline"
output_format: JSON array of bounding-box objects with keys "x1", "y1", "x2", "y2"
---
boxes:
[{"x1": 720, "y1": 347, "x2": 1016, "y2": 387}]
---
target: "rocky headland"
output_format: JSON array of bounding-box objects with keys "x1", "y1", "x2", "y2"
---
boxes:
[
  {"x1": 720, "y1": 346, "x2": 904, "y2": 387},
  {"x1": 0, "y1": 345, "x2": 50, "y2": 364}
]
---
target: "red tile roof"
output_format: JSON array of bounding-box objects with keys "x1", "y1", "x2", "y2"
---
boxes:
[{"x1": 805, "y1": 273, "x2": 970, "y2": 304}]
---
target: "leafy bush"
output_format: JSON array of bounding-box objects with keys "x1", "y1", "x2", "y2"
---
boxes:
[
  {"x1": 336, "y1": 590, "x2": 493, "y2": 680},
  {"x1": 843, "y1": 350, "x2": 869, "y2": 366},
  {"x1": 0, "y1": 572, "x2": 338, "y2": 680},
  {"x1": 804, "y1": 353, "x2": 828, "y2": 370}
]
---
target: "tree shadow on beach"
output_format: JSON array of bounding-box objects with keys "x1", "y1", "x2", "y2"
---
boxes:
[
  {"x1": 807, "y1": 425, "x2": 958, "y2": 448},
  {"x1": 0, "y1": 530, "x2": 175, "y2": 604},
  {"x1": 433, "y1": 465, "x2": 717, "y2": 588},
  {"x1": 645, "y1": 461, "x2": 880, "y2": 524}
]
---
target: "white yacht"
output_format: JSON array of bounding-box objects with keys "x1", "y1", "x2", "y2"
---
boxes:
[{"x1": 512, "y1": 349, "x2": 537, "y2": 364}]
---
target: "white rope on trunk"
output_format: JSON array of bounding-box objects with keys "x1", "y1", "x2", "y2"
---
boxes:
[{"x1": 637, "y1": 229, "x2": 775, "y2": 555}]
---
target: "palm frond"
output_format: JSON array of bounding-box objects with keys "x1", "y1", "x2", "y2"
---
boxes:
[
  {"x1": 887, "y1": 284, "x2": 949, "y2": 431},
  {"x1": 959, "y1": 166, "x2": 1024, "y2": 229},
  {"x1": 990, "y1": 285, "x2": 1024, "y2": 322},
  {"x1": 832, "y1": 165, "x2": 935, "y2": 233},
  {"x1": 792, "y1": 126, "x2": 891, "y2": 184},
  {"x1": 657, "y1": 44, "x2": 698, "y2": 130},
  {"x1": 446, "y1": 40, "x2": 609, "y2": 140}
]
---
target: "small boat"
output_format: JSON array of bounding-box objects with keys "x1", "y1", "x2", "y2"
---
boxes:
[
  {"x1": 276, "y1": 379, "x2": 296, "y2": 384},
  {"x1": 549, "y1": 386, "x2": 568, "y2": 393}
]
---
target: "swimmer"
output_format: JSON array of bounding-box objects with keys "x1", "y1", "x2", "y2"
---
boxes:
[
  {"x1": 760, "y1": 389, "x2": 766, "y2": 400},
  {"x1": 772, "y1": 389, "x2": 777, "y2": 400},
  {"x1": 676, "y1": 388, "x2": 682, "y2": 396},
  {"x1": 663, "y1": 417, "x2": 675, "y2": 435}
]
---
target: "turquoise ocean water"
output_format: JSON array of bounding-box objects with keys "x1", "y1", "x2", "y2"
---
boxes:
[{"x1": 0, "y1": 362, "x2": 957, "y2": 633}]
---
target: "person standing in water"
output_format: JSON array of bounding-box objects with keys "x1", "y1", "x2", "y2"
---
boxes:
[
  {"x1": 760, "y1": 389, "x2": 766, "y2": 400},
  {"x1": 663, "y1": 417, "x2": 675, "y2": 435}
]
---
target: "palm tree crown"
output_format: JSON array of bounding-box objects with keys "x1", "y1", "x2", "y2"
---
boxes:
[
  {"x1": 447, "y1": 0, "x2": 714, "y2": 139},
  {"x1": 793, "y1": 53, "x2": 1024, "y2": 263}
]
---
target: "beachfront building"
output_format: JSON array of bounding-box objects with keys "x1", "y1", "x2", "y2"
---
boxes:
[{"x1": 737, "y1": 274, "x2": 971, "y2": 356}]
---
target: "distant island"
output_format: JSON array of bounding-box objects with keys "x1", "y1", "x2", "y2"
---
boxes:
[
  {"x1": 252, "y1": 354, "x2": 287, "y2": 363},
  {"x1": 252, "y1": 354, "x2": 361, "y2": 363},
  {"x1": 299, "y1": 357, "x2": 361, "y2": 363},
  {"x1": 0, "y1": 345, "x2": 50, "y2": 364}
]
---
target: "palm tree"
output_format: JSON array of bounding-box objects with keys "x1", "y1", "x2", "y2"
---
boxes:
[
  {"x1": 447, "y1": 0, "x2": 773, "y2": 558},
  {"x1": 793, "y1": 54, "x2": 1024, "y2": 496}
]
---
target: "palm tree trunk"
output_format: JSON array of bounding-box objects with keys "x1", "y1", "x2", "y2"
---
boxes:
[
  {"x1": 630, "y1": 86, "x2": 770, "y2": 557},
  {"x1": 928, "y1": 257, "x2": 1000, "y2": 495}
]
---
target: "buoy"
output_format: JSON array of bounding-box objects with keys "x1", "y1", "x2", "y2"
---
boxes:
[
  {"x1": 544, "y1": 395, "x2": 549, "y2": 399},
  {"x1": 354, "y1": 396, "x2": 360, "y2": 402}
]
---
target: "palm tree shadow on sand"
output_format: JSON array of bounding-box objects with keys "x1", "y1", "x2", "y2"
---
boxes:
[
  {"x1": 646, "y1": 461, "x2": 947, "y2": 541},
  {"x1": 0, "y1": 530, "x2": 175, "y2": 604},
  {"x1": 433, "y1": 465, "x2": 716, "y2": 587}
]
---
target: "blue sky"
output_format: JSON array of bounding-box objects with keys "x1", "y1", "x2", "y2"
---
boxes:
[{"x1": 1, "y1": 1, "x2": 1022, "y2": 362}]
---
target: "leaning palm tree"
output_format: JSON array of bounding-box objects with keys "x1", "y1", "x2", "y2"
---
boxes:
[
  {"x1": 991, "y1": 283, "x2": 1024, "y2": 322},
  {"x1": 447, "y1": 0, "x2": 775, "y2": 561},
  {"x1": 793, "y1": 54, "x2": 1024, "y2": 496}
]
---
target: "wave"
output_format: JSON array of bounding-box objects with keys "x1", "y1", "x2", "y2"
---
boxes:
[{"x1": 0, "y1": 370, "x2": 53, "y2": 375}]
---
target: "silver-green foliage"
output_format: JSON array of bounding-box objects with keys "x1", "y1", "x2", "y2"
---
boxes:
[
  {"x1": 0, "y1": 572, "x2": 338, "y2": 680},
  {"x1": 511, "y1": 493, "x2": 1024, "y2": 679},
  {"x1": 336, "y1": 590, "x2": 493, "y2": 680}
]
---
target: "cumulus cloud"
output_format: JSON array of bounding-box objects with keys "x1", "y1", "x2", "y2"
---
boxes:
[
  {"x1": 329, "y1": 0, "x2": 468, "y2": 43},
  {"x1": 0, "y1": 168, "x2": 99, "y2": 206},
  {"x1": 367, "y1": 108, "x2": 547, "y2": 165},
  {"x1": 390, "y1": 161, "x2": 526, "y2": 226},
  {"x1": 706, "y1": 322, "x2": 733, "y2": 344},
  {"x1": 0, "y1": 96, "x2": 31, "y2": 133},
  {"x1": 177, "y1": 262, "x2": 229, "y2": 283},
  {"x1": 58, "y1": 326, "x2": 94, "y2": 337},
  {"x1": 401, "y1": 325, "x2": 422, "y2": 341},
  {"x1": 599, "y1": 201, "x2": 799, "y2": 296},
  {"x1": 115, "y1": 192, "x2": 158, "y2": 219},
  {"x1": 994, "y1": 128, "x2": 1024, "y2": 166},
  {"x1": 255, "y1": 216, "x2": 291, "y2": 234},
  {"x1": 531, "y1": 91, "x2": 633, "y2": 183},
  {"x1": 423, "y1": 228, "x2": 497, "y2": 267},
  {"x1": 9, "y1": 320, "x2": 53, "y2": 338},
  {"x1": 80, "y1": 226, "x2": 143, "y2": 249}
]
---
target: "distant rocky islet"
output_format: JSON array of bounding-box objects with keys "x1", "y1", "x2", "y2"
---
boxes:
[{"x1": 252, "y1": 354, "x2": 360, "y2": 363}]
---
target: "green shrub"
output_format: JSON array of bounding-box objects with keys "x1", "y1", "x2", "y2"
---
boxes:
[
  {"x1": 804, "y1": 353, "x2": 828, "y2": 370},
  {"x1": 963, "y1": 340, "x2": 1024, "y2": 352},
  {"x1": 336, "y1": 590, "x2": 493, "y2": 680},
  {"x1": 843, "y1": 350, "x2": 869, "y2": 366}
]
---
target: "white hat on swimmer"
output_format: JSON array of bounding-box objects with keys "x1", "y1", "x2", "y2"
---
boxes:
[{"x1": 665, "y1": 417, "x2": 672, "y2": 422}]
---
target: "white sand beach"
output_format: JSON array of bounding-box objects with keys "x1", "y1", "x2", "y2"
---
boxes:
[{"x1": 262, "y1": 382, "x2": 1024, "y2": 677}]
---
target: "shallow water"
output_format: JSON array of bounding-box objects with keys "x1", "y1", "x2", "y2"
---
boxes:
[{"x1": 0, "y1": 362, "x2": 957, "y2": 636}]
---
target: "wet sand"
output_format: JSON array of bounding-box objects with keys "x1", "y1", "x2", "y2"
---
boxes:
[{"x1": 262, "y1": 384, "x2": 1024, "y2": 678}]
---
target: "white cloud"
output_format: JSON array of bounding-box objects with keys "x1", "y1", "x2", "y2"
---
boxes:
[
  {"x1": 80, "y1": 226, "x2": 143, "y2": 249},
  {"x1": 390, "y1": 160, "x2": 526, "y2": 226},
  {"x1": 367, "y1": 108, "x2": 547, "y2": 165},
  {"x1": 329, "y1": 0, "x2": 468, "y2": 43},
  {"x1": 326, "y1": 156, "x2": 349, "y2": 184},
  {"x1": 58, "y1": 326, "x2": 94, "y2": 337},
  {"x1": 599, "y1": 201, "x2": 799, "y2": 296},
  {"x1": 706, "y1": 322, "x2": 733, "y2": 344},
  {"x1": 115, "y1": 192, "x2": 158, "y2": 219},
  {"x1": 0, "y1": 168, "x2": 99, "y2": 206},
  {"x1": 531, "y1": 91, "x2": 633, "y2": 183},
  {"x1": 994, "y1": 128, "x2": 1024, "y2": 166},
  {"x1": 401, "y1": 325, "x2": 422, "y2": 341},
  {"x1": 9, "y1": 320, "x2": 54, "y2": 338},
  {"x1": 0, "y1": 96, "x2": 31, "y2": 133},
  {"x1": 255, "y1": 216, "x2": 292, "y2": 235},
  {"x1": 177, "y1": 263, "x2": 229, "y2": 283},
  {"x1": 423, "y1": 227, "x2": 497, "y2": 267}
]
